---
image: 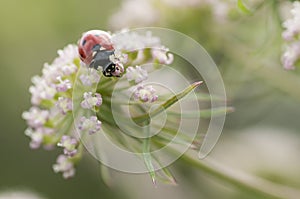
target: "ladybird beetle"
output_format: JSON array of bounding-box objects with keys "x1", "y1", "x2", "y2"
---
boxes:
[{"x1": 78, "y1": 30, "x2": 123, "y2": 77}]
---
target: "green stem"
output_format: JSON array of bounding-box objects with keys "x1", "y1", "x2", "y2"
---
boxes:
[
  {"x1": 179, "y1": 150, "x2": 300, "y2": 199},
  {"x1": 142, "y1": 120, "x2": 156, "y2": 185}
]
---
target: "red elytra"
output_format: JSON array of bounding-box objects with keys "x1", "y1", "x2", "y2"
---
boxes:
[{"x1": 78, "y1": 30, "x2": 114, "y2": 65}]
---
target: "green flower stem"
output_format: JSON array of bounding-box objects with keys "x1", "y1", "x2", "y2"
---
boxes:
[
  {"x1": 70, "y1": 143, "x2": 83, "y2": 164},
  {"x1": 142, "y1": 120, "x2": 156, "y2": 185},
  {"x1": 51, "y1": 113, "x2": 74, "y2": 143},
  {"x1": 179, "y1": 150, "x2": 300, "y2": 199}
]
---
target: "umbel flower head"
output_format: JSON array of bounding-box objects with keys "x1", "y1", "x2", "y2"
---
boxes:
[
  {"x1": 282, "y1": 1, "x2": 300, "y2": 70},
  {"x1": 109, "y1": 0, "x2": 234, "y2": 30},
  {"x1": 22, "y1": 29, "x2": 206, "y2": 183}
]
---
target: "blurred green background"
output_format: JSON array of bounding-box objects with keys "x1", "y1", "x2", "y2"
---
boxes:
[
  {"x1": 1, "y1": 0, "x2": 300, "y2": 199},
  {"x1": 0, "y1": 0, "x2": 125, "y2": 198}
]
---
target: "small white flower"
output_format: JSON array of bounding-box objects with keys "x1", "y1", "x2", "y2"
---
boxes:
[
  {"x1": 132, "y1": 84, "x2": 158, "y2": 103},
  {"x1": 112, "y1": 30, "x2": 161, "y2": 51},
  {"x1": 282, "y1": 41, "x2": 300, "y2": 70},
  {"x1": 22, "y1": 107, "x2": 49, "y2": 128},
  {"x1": 81, "y1": 92, "x2": 103, "y2": 110},
  {"x1": 57, "y1": 135, "x2": 78, "y2": 157},
  {"x1": 42, "y1": 63, "x2": 62, "y2": 83},
  {"x1": 78, "y1": 116, "x2": 102, "y2": 134},
  {"x1": 152, "y1": 48, "x2": 174, "y2": 65},
  {"x1": 29, "y1": 76, "x2": 57, "y2": 105},
  {"x1": 25, "y1": 127, "x2": 54, "y2": 149},
  {"x1": 56, "y1": 97, "x2": 72, "y2": 114},
  {"x1": 61, "y1": 63, "x2": 78, "y2": 76},
  {"x1": 126, "y1": 66, "x2": 148, "y2": 83},
  {"x1": 53, "y1": 44, "x2": 79, "y2": 66},
  {"x1": 25, "y1": 128, "x2": 43, "y2": 149},
  {"x1": 79, "y1": 69, "x2": 100, "y2": 86},
  {"x1": 282, "y1": 1, "x2": 300, "y2": 41},
  {"x1": 109, "y1": 50, "x2": 128, "y2": 64},
  {"x1": 53, "y1": 155, "x2": 75, "y2": 179},
  {"x1": 56, "y1": 76, "x2": 72, "y2": 92}
]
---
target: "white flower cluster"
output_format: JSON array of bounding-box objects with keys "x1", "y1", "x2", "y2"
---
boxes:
[
  {"x1": 126, "y1": 65, "x2": 148, "y2": 84},
  {"x1": 113, "y1": 31, "x2": 175, "y2": 103},
  {"x1": 109, "y1": 0, "x2": 233, "y2": 30},
  {"x1": 22, "y1": 29, "x2": 174, "y2": 179},
  {"x1": 79, "y1": 69, "x2": 100, "y2": 86},
  {"x1": 78, "y1": 116, "x2": 102, "y2": 135},
  {"x1": 81, "y1": 92, "x2": 102, "y2": 110},
  {"x1": 126, "y1": 66, "x2": 158, "y2": 103},
  {"x1": 53, "y1": 154, "x2": 76, "y2": 179},
  {"x1": 282, "y1": 1, "x2": 300, "y2": 70},
  {"x1": 132, "y1": 84, "x2": 158, "y2": 103},
  {"x1": 112, "y1": 30, "x2": 173, "y2": 65},
  {"x1": 162, "y1": 0, "x2": 234, "y2": 17},
  {"x1": 112, "y1": 30, "x2": 161, "y2": 51},
  {"x1": 23, "y1": 45, "x2": 79, "y2": 149},
  {"x1": 22, "y1": 45, "x2": 82, "y2": 178},
  {"x1": 57, "y1": 135, "x2": 78, "y2": 157},
  {"x1": 109, "y1": 0, "x2": 160, "y2": 29}
]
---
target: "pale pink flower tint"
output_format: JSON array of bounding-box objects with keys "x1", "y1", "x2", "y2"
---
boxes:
[
  {"x1": 22, "y1": 107, "x2": 49, "y2": 128},
  {"x1": 78, "y1": 116, "x2": 102, "y2": 134},
  {"x1": 23, "y1": 30, "x2": 175, "y2": 181},
  {"x1": 282, "y1": 1, "x2": 300, "y2": 41},
  {"x1": 56, "y1": 76, "x2": 72, "y2": 92},
  {"x1": 282, "y1": 41, "x2": 300, "y2": 70},
  {"x1": 56, "y1": 97, "x2": 72, "y2": 114},
  {"x1": 53, "y1": 155, "x2": 75, "y2": 179},
  {"x1": 152, "y1": 48, "x2": 174, "y2": 65},
  {"x1": 25, "y1": 128, "x2": 43, "y2": 149},
  {"x1": 282, "y1": 2, "x2": 300, "y2": 70},
  {"x1": 61, "y1": 63, "x2": 78, "y2": 76},
  {"x1": 132, "y1": 85, "x2": 158, "y2": 103},
  {"x1": 126, "y1": 66, "x2": 148, "y2": 84},
  {"x1": 109, "y1": 50, "x2": 128, "y2": 64},
  {"x1": 57, "y1": 135, "x2": 78, "y2": 157},
  {"x1": 79, "y1": 69, "x2": 100, "y2": 86},
  {"x1": 25, "y1": 127, "x2": 54, "y2": 149},
  {"x1": 53, "y1": 44, "x2": 79, "y2": 65},
  {"x1": 29, "y1": 76, "x2": 57, "y2": 105},
  {"x1": 80, "y1": 92, "x2": 103, "y2": 110},
  {"x1": 112, "y1": 30, "x2": 161, "y2": 51}
]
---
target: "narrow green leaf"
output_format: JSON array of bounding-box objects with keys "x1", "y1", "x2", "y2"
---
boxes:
[
  {"x1": 133, "y1": 81, "x2": 203, "y2": 124},
  {"x1": 142, "y1": 122, "x2": 156, "y2": 185},
  {"x1": 149, "y1": 152, "x2": 177, "y2": 185},
  {"x1": 156, "y1": 167, "x2": 177, "y2": 185},
  {"x1": 160, "y1": 92, "x2": 225, "y2": 102},
  {"x1": 168, "y1": 106, "x2": 234, "y2": 118}
]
